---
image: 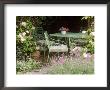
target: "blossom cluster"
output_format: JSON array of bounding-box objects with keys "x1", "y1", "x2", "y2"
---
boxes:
[
  {"x1": 59, "y1": 26, "x2": 69, "y2": 32},
  {"x1": 21, "y1": 22, "x2": 27, "y2": 27},
  {"x1": 20, "y1": 22, "x2": 35, "y2": 30},
  {"x1": 17, "y1": 21, "x2": 35, "y2": 43},
  {"x1": 18, "y1": 32, "x2": 26, "y2": 42}
]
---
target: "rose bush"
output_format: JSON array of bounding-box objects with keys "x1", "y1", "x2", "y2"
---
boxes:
[{"x1": 16, "y1": 19, "x2": 36, "y2": 61}]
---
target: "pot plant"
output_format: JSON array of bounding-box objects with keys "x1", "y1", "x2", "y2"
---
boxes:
[{"x1": 59, "y1": 26, "x2": 69, "y2": 34}]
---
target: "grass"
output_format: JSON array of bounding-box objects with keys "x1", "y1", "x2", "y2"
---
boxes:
[{"x1": 47, "y1": 58, "x2": 94, "y2": 74}]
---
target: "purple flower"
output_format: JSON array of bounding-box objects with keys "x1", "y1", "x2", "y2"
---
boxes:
[
  {"x1": 83, "y1": 53, "x2": 91, "y2": 61},
  {"x1": 58, "y1": 56, "x2": 65, "y2": 64}
]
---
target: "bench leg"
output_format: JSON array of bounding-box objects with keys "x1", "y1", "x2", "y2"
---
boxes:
[{"x1": 47, "y1": 52, "x2": 50, "y2": 63}]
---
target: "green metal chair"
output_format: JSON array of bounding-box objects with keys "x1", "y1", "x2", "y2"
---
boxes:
[
  {"x1": 32, "y1": 27, "x2": 45, "y2": 41},
  {"x1": 36, "y1": 27, "x2": 45, "y2": 40},
  {"x1": 44, "y1": 31, "x2": 68, "y2": 62},
  {"x1": 34, "y1": 27, "x2": 46, "y2": 50}
]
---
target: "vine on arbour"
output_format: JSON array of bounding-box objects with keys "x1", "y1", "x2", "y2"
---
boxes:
[{"x1": 16, "y1": 17, "x2": 36, "y2": 61}]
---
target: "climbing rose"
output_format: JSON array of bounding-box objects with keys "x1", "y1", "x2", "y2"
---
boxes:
[
  {"x1": 21, "y1": 22, "x2": 27, "y2": 27},
  {"x1": 22, "y1": 32, "x2": 26, "y2": 37},
  {"x1": 21, "y1": 37, "x2": 25, "y2": 42},
  {"x1": 18, "y1": 33, "x2": 26, "y2": 42},
  {"x1": 26, "y1": 30, "x2": 29, "y2": 34}
]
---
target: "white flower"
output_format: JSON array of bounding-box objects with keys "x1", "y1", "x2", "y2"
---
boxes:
[
  {"x1": 90, "y1": 32, "x2": 95, "y2": 36},
  {"x1": 26, "y1": 30, "x2": 29, "y2": 34},
  {"x1": 21, "y1": 37, "x2": 25, "y2": 42},
  {"x1": 22, "y1": 32, "x2": 26, "y2": 37},
  {"x1": 18, "y1": 32, "x2": 26, "y2": 38},
  {"x1": 16, "y1": 25, "x2": 18, "y2": 28},
  {"x1": 32, "y1": 26, "x2": 35, "y2": 30},
  {"x1": 18, "y1": 33, "x2": 26, "y2": 42},
  {"x1": 36, "y1": 46, "x2": 40, "y2": 50},
  {"x1": 18, "y1": 33, "x2": 22, "y2": 38},
  {"x1": 82, "y1": 31, "x2": 86, "y2": 33},
  {"x1": 21, "y1": 22, "x2": 27, "y2": 27},
  {"x1": 83, "y1": 53, "x2": 87, "y2": 58}
]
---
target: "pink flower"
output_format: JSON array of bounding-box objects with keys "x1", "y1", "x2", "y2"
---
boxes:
[
  {"x1": 83, "y1": 53, "x2": 91, "y2": 60},
  {"x1": 58, "y1": 56, "x2": 65, "y2": 64},
  {"x1": 59, "y1": 26, "x2": 69, "y2": 32}
]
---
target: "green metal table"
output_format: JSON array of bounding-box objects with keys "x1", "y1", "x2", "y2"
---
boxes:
[{"x1": 50, "y1": 32, "x2": 88, "y2": 48}]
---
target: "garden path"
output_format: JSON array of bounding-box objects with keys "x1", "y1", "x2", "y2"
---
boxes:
[{"x1": 26, "y1": 62, "x2": 57, "y2": 74}]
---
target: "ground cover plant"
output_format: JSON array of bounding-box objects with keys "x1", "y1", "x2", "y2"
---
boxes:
[
  {"x1": 16, "y1": 58, "x2": 42, "y2": 74},
  {"x1": 47, "y1": 54, "x2": 94, "y2": 74}
]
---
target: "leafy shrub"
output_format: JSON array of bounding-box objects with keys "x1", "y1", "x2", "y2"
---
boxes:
[
  {"x1": 16, "y1": 18, "x2": 37, "y2": 60},
  {"x1": 16, "y1": 16, "x2": 47, "y2": 61},
  {"x1": 81, "y1": 16, "x2": 94, "y2": 54},
  {"x1": 16, "y1": 59, "x2": 42, "y2": 73},
  {"x1": 85, "y1": 33, "x2": 94, "y2": 54}
]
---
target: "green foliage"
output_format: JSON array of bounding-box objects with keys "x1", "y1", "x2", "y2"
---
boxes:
[
  {"x1": 81, "y1": 16, "x2": 94, "y2": 54},
  {"x1": 16, "y1": 16, "x2": 47, "y2": 27},
  {"x1": 16, "y1": 18, "x2": 37, "y2": 60},
  {"x1": 16, "y1": 16, "x2": 48, "y2": 74},
  {"x1": 21, "y1": 37, "x2": 36, "y2": 58},
  {"x1": 16, "y1": 59, "x2": 42, "y2": 73},
  {"x1": 81, "y1": 16, "x2": 94, "y2": 31},
  {"x1": 81, "y1": 16, "x2": 94, "y2": 20},
  {"x1": 82, "y1": 28, "x2": 94, "y2": 54}
]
